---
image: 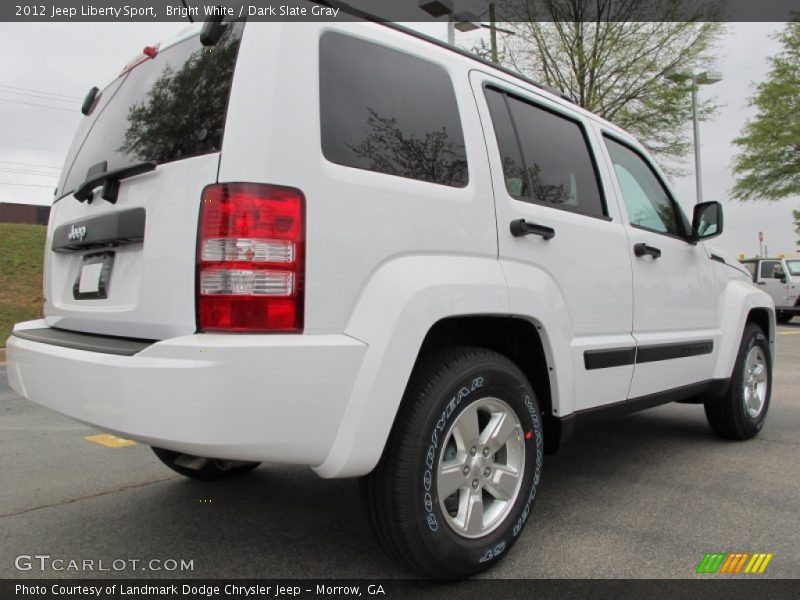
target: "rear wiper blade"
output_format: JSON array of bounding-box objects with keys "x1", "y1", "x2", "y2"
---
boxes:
[{"x1": 73, "y1": 160, "x2": 157, "y2": 204}]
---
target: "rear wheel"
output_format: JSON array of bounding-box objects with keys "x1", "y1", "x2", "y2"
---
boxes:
[
  {"x1": 704, "y1": 323, "x2": 771, "y2": 440},
  {"x1": 151, "y1": 447, "x2": 260, "y2": 481},
  {"x1": 776, "y1": 311, "x2": 793, "y2": 324},
  {"x1": 362, "y1": 347, "x2": 544, "y2": 578}
]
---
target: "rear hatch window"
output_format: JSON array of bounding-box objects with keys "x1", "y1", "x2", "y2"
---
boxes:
[{"x1": 57, "y1": 22, "x2": 244, "y2": 199}]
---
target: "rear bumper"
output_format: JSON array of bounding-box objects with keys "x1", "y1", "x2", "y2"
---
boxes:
[{"x1": 6, "y1": 320, "x2": 367, "y2": 467}]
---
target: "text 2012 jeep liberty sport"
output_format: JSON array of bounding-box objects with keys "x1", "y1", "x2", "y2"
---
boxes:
[{"x1": 6, "y1": 16, "x2": 775, "y2": 578}]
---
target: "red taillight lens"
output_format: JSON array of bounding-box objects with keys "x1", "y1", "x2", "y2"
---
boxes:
[{"x1": 197, "y1": 183, "x2": 305, "y2": 332}]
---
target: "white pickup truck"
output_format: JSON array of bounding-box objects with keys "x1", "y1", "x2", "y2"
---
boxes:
[
  {"x1": 6, "y1": 17, "x2": 775, "y2": 578},
  {"x1": 740, "y1": 257, "x2": 800, "y2": 324}
]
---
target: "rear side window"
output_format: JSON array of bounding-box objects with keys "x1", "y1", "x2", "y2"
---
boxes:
[
  {"x1": 484, "y1": 88, "x2": 605, "y2": 218},
  {"x1": 59, "y1": 23, "x2": 244, "y2": 198},
  {"x1": 319, "y1": 32, "x2": 468, "y2": 187}
]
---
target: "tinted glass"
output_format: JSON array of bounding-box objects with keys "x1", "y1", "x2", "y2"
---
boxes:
[
  {"x1": 503, "y1": 95, "x2": 604, "y2": 217},
  {"x1": 59, "y1": 23, "x2": 244, "y2": 197},
  {"x1": 760, "y1": 261, "x2": 783, "y2": 279},
  {"x1": 484, "y1": 89, "x2": 526, "y2": 198},
  {"x1": 604, "y1": 137, "x2": 682, "y2": 236},
  {"x1": 320, "y1": 32, "x2": 468, "y2": 187}
]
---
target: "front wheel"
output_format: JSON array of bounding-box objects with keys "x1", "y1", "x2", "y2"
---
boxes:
[
  {"x1": 776, "y1": 311, "x2": 793, "y2": 324},
  {"x1": 362, "y1": 347, "x2": 544, "y2": 578},
  {"x1": 704, "y1": 323, "x2": 771, "y2": 440},
  {"x1": 151, "y1": 447, "x2": 261, "y2": 481}
]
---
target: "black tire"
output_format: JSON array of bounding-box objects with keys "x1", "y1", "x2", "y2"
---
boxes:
[
  {"x1": 361, "y1": 347, "x2": 544, "y2": 578},
  {"x1": 776, "y1": 311, "x2": 793, "y2": 324},
  {"x1": 704, "y1": 323, "x2": 771, "y2": 440},
  {"x1": 151, "y1": 447, "x2": 260, "y2": 481}
]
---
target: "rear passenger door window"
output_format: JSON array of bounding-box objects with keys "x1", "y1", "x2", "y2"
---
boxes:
[
  {"x1": 604, "y1": 137, "x2": 684, "y2": 237},
  {"x1": 484, "y1": 88, "x2": 606, "y2": 218},
  {"x1": 319, "y1": 32, "x2": 468, "y2": 187}
]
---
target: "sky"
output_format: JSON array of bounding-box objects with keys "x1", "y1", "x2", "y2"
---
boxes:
[{"x1": 0, "y1": 21, "x2": 796, "y2": 258}]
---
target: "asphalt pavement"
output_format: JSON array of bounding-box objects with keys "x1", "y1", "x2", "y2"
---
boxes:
[{"x1": 1, "y1": 324, "x2": 799, "y2": 579}]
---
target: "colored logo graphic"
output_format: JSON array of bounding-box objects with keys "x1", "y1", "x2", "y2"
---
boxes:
[{"x1": 697, "y1": 552, "x2": 773, "y2": 574}]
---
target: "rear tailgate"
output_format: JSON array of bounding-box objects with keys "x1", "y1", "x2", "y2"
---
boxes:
[
  {"x1": 43, "y1": 23, "x2": 244, "y2": 340},
  {"x1": 45, "y1": 155, "x2": 217, "y2": 339}
]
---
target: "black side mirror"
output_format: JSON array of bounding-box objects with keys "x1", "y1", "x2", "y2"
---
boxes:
[{"x1": 691, "y1": 201, "x2": 723, "y2": 241}]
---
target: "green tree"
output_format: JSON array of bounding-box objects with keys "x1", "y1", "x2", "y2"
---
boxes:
[
  {"x1": 473, "y1": 0, "x2": 725, "y2": 167},
  {"x1": 794, "y1": 209, "x2": 800, "y2": 245},
  {"x1": 347, "y1": 109, "x2": 468, "y2": 186},
  {"x1": 731, "y1": 21, "x2": 800, "y2": 201},
  {"x1": 119, "y1": 30, "x2": 240, "y2": 163}
]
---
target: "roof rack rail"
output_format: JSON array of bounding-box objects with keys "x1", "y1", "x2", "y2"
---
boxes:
[{"x1": 313, "y1": 0, "x2": 575, "y2": 105}]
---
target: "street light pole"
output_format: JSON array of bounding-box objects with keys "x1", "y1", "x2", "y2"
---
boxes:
[
  {"x1": 691, "y1": 82, "x2": 702, "y2": 203},
  {"x1": 489, "y1": 2, "x2": 497, "y2": 63},
  {"x1": 665, "y1": 69, "x2": 722, "y2": 204}
]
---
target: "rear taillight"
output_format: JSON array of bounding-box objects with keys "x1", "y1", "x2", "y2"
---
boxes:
[{"x1": 197, "y1": 183, "x2": 305, "y2": 332}]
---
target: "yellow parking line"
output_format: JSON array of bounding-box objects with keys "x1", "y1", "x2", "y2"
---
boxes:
[
  {"x1": 85, "y1": 433, "x2": 137, "y2": 448},
  {"x1": 777, "y1": 331, "x2": 800, "y2": 335}
]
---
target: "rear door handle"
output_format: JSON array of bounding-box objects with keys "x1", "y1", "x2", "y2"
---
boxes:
[
  {"x1": 633, "y1": 243, "x2": 661, "y2": 259},
  {"x1": 510, "y1": 219, "x2": 555, "y2": 240}
]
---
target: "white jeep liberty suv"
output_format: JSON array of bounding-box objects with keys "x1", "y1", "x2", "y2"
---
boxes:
[{"x1": 6, "y1": 15, "x2": 775, "y2": 578}]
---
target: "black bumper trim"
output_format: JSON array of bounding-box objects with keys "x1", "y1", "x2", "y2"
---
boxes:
[{"x1": 11, "y1": 327, "x2": 155, "y2": 356}]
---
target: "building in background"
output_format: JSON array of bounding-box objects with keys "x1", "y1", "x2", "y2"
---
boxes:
[{"x1": 0, "y1": 202, "x2": 50, "y2": 225}]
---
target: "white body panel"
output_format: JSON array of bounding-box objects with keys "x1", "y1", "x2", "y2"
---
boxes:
[
  {"x1": 469, "y1": 71, "x2": 636, "y2": 413},
  {"x1": 591, "y1": 125, "x2": 723, "y2": 398},
  {"x1": 219, "y1": 23, "x2": 497, "y2": 334},
  {"x1": 44, "y1": 154, "x2": 218, "y2": 339},
  {"x1": 8, "y1": 319, "x2": 365, "y2": 464},
  {"x1": 7, "y1": 21, "x2": 775, "y2": 478},
  {"x1": 711, "y1": 276, "x2": 777, "y2": 379}
]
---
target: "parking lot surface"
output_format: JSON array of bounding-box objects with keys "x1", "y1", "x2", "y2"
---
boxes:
[{"x1": 1, "y1": 324, "x2": 799, "y2": 579}]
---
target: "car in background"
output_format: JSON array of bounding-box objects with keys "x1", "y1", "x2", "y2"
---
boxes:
[{"x1": 740, "y1": 257, "x2": 800, "y2": 323}]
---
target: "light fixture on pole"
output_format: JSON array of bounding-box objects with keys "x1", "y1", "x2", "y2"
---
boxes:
[
  {"x1": 451, "y1": 11, "x2": 480, "y2": 44},
  {"x1": 665, "y1": 69, "x2": 722, "y2": 203},
  {"x1": 420, "y1": 1, "x2": 510, "y2": 62},
  {"x1": 420, "y1": 1, "x2": 479, "y2": 46}
]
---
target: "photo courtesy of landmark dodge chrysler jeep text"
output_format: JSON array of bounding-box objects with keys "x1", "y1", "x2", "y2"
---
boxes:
[{"x1": 6, "y1": 12, "x2": 775, "y2": 578}]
